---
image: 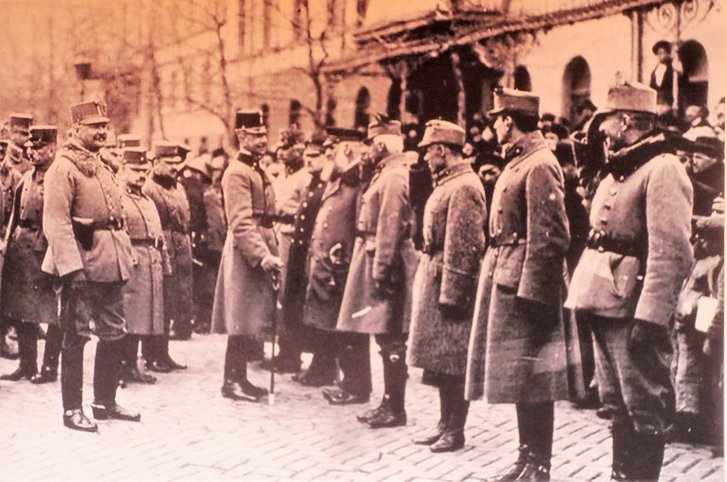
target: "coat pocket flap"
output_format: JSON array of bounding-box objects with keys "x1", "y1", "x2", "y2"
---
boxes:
[{"x1": 492, "y1": 245, "x2": 525, "y2": 289}]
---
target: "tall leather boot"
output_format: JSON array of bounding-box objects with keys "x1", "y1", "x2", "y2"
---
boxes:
[
  {"x1": 368, "y1": 349, "x2": 407, "y2": 428},
  {"x1": 414, "y1": 382, "x2": 450, "y2": 445},
  {"x1": 1, "y1": 322, "x2": 37, "y2": 381},
  {"x1": 487, "y1": 402, "x2": 548, "y2": 481},
  {"x1": 158, "y1": 335, "x2": 187, "y2": 370},
  {"x1": 610, "y1": 419, "x2": 633, "y2": 481},
  {"x1": 92, "y1": 339, "x2": 140, "y2": 421},
  {"x1": 221, "y1": 336, "x2": 266, "y2": 402},
  {"x1": 61, "y1": 334, "x2": 96, "y2": 432},
  {"x1": 338, "y1": 333, "x2": 372, "y2": 398},
  {"x1": 628, "y1": 431, "x2": 666, "y2": 482},
  {"x1": 32, "y1": 323, "x2": 63, "y2": 383},
  {"x1": 430, "y1": 379, "x2": 468, "y2": 453},
  {"x1": 515, "y1": 402, "x2": 553, "y2": 480}
]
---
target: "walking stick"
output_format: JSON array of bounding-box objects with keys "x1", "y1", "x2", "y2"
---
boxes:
[{"x1": 268, "y1": 270, "x2": 280, "y2": 405}]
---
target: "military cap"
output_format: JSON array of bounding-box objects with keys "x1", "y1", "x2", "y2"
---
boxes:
[
  {"x1": 152, "y1": 141, "x2": 183, "y2": 162},
  {"x1": 540, "y1": 113, "x2": 556, "y2": 123},
  {"x1": 28, "y1": 125, "x2": 58, "y2": 146},
  {"x1": 178, "y1": 142, "x2": 192, "y2": 161},
  {"x1": 364, "y1": 113, "x2": 402, "y2": 144},
  {"x1": 9, "y1": 113, "x2": 33, "y2": 133},
  {"x1": 70, "y1": 100, "x2": 110, "y2": 125},
  {"x1": 418, "y1": 119, "x2": 466, "y2": 148},
  {"x1": 235, "y1": 110, "x2": 266, "y2": 134},
  {"x1": 122, "y1": 147, "x2": 151, "y2": 167},
  {"x1": 117, "y1": 133, "x2": 142, "y2": 149},
  {"x1": 324, "y1": 127, "x2": 365, "y2": 148},
  {"x1": 595, "y1": 77, "x2": 657, "y2": 116},
  {"x1": 489, "y1": 88, "x2": 540, "y2": 116},
  {"x1": 279, "y1": 124, "x2": 305, "y2": 148},
  {"x1": 652, "y1": 40, "x2": 672, "y2": 55}
]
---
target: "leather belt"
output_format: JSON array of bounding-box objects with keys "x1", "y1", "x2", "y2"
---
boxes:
[
  {"x1": 92, "y1": 218, "x2": 124, "y2": 231},
  {"x1": 131, "y1": 237, "x2": 163, "y2": 249},
  {"x1": 17, "y1": 219, "x2": 41, "y2": 231},
  {"x1": 274, "y1": 214, "x2": 295, "y2": 225},
  {"x1": 587, "y1": 229, "x2": 644, "y2": 258}
]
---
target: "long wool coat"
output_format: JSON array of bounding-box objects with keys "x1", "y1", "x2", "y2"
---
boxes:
[
  {"x1": 407, "y1": 164, "x2": 487, "y2": 376},
  {"x1": 2, "y1": 169, "x2": 56, "y2": 325},
  {"x1": 121, "y1": 190, "x2": 167, "y2": 336},
  {"x1": 211, "y1": 152, "x2": 279, "y2": 336},
  {"x1": 465, "y1": 131, "x2": 584, "y2": 403},
  {"x1": 337, "y1": 154, "x2": 418, "y2": 335},
  {"x1": 303, "y1": 166, "x2": 360, "y2": 331},
  {"x1": 143, "y1": 176, "x2": 194, "y2": 324}
]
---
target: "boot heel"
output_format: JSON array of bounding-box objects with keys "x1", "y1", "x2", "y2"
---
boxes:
[{"x1": 91, "y1": 406, "x2": 109, "y2": 420}]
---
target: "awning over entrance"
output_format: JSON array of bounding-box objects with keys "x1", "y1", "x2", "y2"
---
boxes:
[{"x1": 323, "y1": 0, "x2": 665, "y2": 74}]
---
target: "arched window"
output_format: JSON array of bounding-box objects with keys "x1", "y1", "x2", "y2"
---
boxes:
[
  {"x1": 513, "y1": 65, "x2": 532, "y2": 92},
  {"x1": 562, "y1": 56, "x2": 592, "y2": 124},
  {"x1": 679, "y1": 40, "x2": 709, "y2": 108},
  {"x1": 354, "y1": 87, "x2": 370, "y2": 129},
  {"x1": 289, "y1": 100, "x2": 302, "y2": 126}
]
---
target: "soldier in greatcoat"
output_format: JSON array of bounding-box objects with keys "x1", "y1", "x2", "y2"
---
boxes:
[
  {"x1": 43, "y1": 101, "x2": 140, "y2": 432},
  {"x1": 0, "y1": 126, "x2": 61, "y2": 383},
  {"x1": 337, "y1": 114, "x2": 418, "y2": 428},
  {"x1": 263, "y1": 125, "x2": 310, "y2": 374},
  {"x1": 567, "y1": 81, "x2": 693, "y2": 481},
  {"x1": 298, "y1": 128, "x2": 372, "y2": 401},
  {"x1": 118, "y1": 148, "x2": 167, "y2": 386},
  {"x1": 211, "y1": 110, "x2": 282, "y2": 403},
  {"x1": 143, "y1": 141, "x2": 193, "y2": 371},
  {"x1": 408, "y1": 120, "x2": 487, "y2": 453},
  {"x1": 465, "y1": 89, "x2": 583, "y2": 480}
]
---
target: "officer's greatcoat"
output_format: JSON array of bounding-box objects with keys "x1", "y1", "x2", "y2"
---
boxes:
[
  {"x1": 211, "y1": 152, "x2": 279, "y2": 336},
  {"x1": 143, "y1": 176, "x2": 193, "y2": 324},
  {"x1": 337, "y1": 153, "x2": 418, "y2": 335},
  {"x1": 121, "y1": 189, "x2": 167, "y2": 335},
  {"x1": 2, "y1": 168, "x2": 56, "y2": 324},
  {"x1": 465, "y1": 131, "x2": 584, "y2": 403},
  {"x1": 408, "y1": 164, "x2": 487, "y2": 376},
  {"x1": 302, "y1": 166, "x2": 360, "y2": 331}
]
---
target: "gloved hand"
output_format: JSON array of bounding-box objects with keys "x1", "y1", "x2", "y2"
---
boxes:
[
  {"x1": 628, "y1": 319, "x2": 671, "y2": 353},
  {"x1": 65, "y1": 270, "x2": 87, "y2": 292},
  {"x1": 260, "y1": 254, "x2": 283, "y2": 273},
  {"x1": 439, "y1": 303, "x2": 469, "y2": 321}
]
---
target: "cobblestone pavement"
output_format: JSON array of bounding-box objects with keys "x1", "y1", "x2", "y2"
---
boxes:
[{"x1": 0, "y1": 334, "x2": 722, "y2": 481}]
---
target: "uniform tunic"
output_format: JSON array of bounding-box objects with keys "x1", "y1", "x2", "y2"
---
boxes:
[
  {"x1": 408, "y1": 164, "x2": 487, "y2": 376},
  {"x1": 466, "y1": 131, "x2": 583, "y2": 403},
  {"x1": 143, "y1": 176, "x2": 194, "y2": 325},
  {"x1": 0, "y1": 162, "x2": 22, "y2": 235},
  {"x1": 302, "y1": 166, "x2": 360, "y2": 331},
  {"x1": 211, "y1": 152, "x2": 279, "y2": 336},
  {"x1": 42, "y1": 141, "x2": 136, "y2": 340},
  {"x1": 121, "y1": 189, "x2": 167, "y2": 335},
  {"x1": 566, "y1": 136, "x2": 693, "y2": 434},
  {"x1": 337, "y1": 153, "x2": 418, "y2": 335},
  {"x1": 2, "y1": 168, "x2": 56, "y2": 325}
]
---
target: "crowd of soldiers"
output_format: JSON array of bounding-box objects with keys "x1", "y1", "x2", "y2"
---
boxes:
[{"x1": 0, "y1": 61, "x2": 723, "y2": 482}]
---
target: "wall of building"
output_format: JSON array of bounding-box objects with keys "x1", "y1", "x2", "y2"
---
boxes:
[{"x1": 520, "y1": 13, "x2": 633, "y2": 119}]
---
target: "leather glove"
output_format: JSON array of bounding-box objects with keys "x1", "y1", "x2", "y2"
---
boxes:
[
  {"x1": 372, "y1": 280, "x2": 393, "y2": 300},
  {"x1": 439, "y1": 303, "x2": 469, "y2": 321},
  {"x1": 66, "y1": 270, "x2": 87, "y2": 292},
  {"x1": 260, "y1": 254, "x2": 283, "y2": 273},
  {"x1": 628, "y1": 319, "x2": 671, "y2": 353}
]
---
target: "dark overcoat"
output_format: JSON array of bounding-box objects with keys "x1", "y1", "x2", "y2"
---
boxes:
[
  {"x1": 465, "y1": 131, "x2": 584, "y2": 403},
  {"x1": 143, "y1": 176, "x2": 194, "y2": 324},
  {"x1": 211, "y1": 152, "x2": 279, "y2": 336},
  {"x1": 337, "y1": 153, "x2": 418, "y2": 335},
  {"x1": 408, "y1": 164, "x2": 487, "y2": 376},
  {"x1": 2, "y1": 169, "x2": 56, "y2": 324},
  {"x1": 1, "y1": 163, "x2": 22, "y2": 235},
  {"x1": 121, "y1": 189, "x2": 167, "y2": 335},
  {"x1": 281, "y1": 173, "x2": 326, "y2": 326},
  {"x1": 302, "y1": 166, "x2": 360, "y2": 331}
]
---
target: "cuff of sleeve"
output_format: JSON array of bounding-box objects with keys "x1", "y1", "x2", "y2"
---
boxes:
[
  {"x1": 439, "y1": 266, "x2": 477, "y2": 307},
  {"x1": 634, "y1": 296, "x2": 675, "y2": 327},
  {"x1": 517, "y1": 276, "x2": 555, "y2": 306}
]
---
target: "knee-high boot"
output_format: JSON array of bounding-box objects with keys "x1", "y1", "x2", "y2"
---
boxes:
[
  {"x1": 0, "y1": 322, "x2": 38, "y2": 380},
  {"x1": 430, "y1": 378, "x2": 468, "y2": 453},
  {"x1": 93, "y1": 339, "x2": 124, "y2": 406},
  {"x1": 32, "y1": 324, "x2": 63, "y2": 383},
  {"x1": 61, "y1": 334, "x2": 87, "y2": 411},
  {"x1": 413, "y1": 382, "x2": 450, "y2": 445},
  {"x1": 368, "y1": 349, "x2": 407, "y2": 428}
]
